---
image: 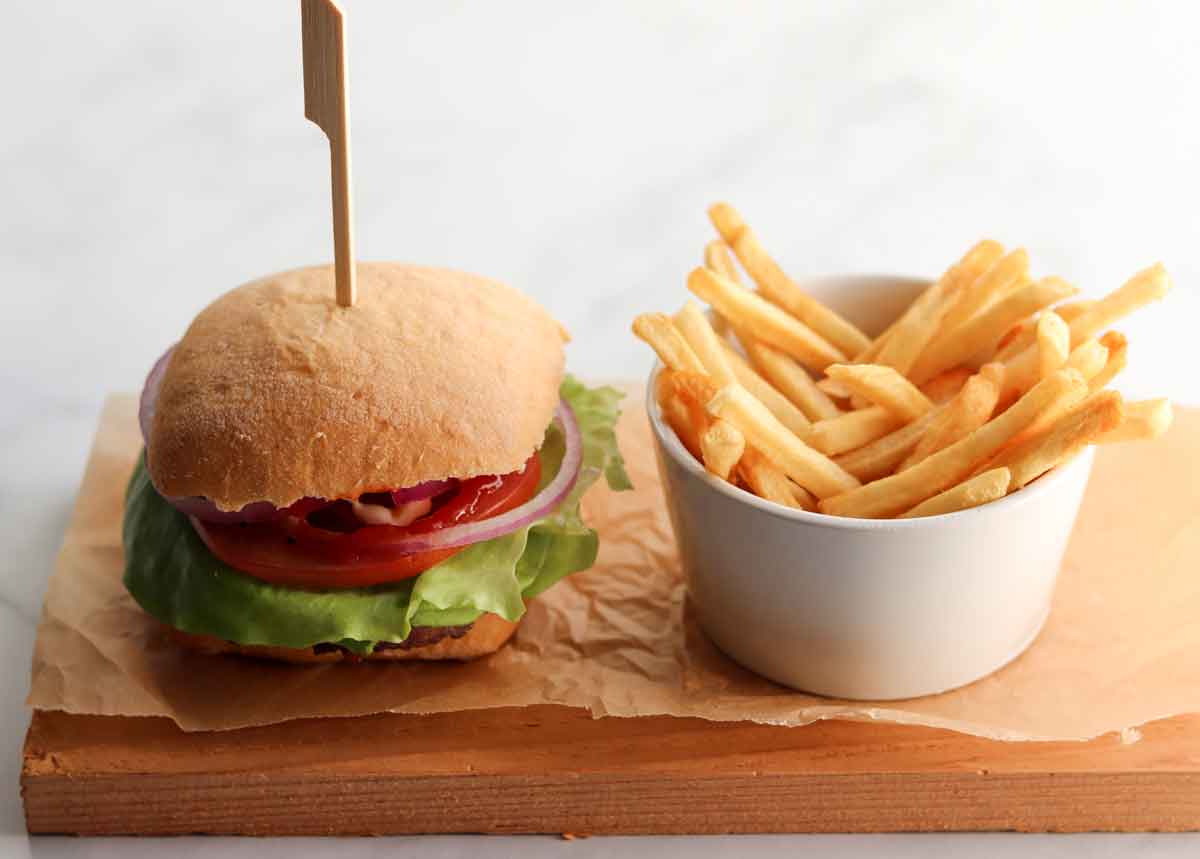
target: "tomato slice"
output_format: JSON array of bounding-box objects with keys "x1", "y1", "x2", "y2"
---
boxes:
[{"x1": 193, "y1": 454, "x2": 542, "y2": 589}]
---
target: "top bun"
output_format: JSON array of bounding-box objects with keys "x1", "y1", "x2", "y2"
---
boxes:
[{"x1": 148, "y1": 263, "x2": 567, "y2": 511}]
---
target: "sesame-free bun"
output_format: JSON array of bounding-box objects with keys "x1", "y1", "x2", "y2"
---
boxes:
[
  {"x1": 148, "y1": 263, "x2": 567, "y2": 511},
  {"x1": 168, "y1": 612, "x2": 520, "y2": 664}
]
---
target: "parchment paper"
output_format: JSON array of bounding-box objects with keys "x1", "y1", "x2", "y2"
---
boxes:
[{"x1": 27, "y1": 391, "x2": 1200, "y2": 739}]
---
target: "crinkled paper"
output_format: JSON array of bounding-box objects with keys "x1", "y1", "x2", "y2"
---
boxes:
[{"x1": 27, "y1": 391, "x2": 1200, "y2": 739}]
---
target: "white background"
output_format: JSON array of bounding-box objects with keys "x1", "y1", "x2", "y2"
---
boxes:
[{"x1": 2, "y1": 1, "x2": 1197, "y2": 856}]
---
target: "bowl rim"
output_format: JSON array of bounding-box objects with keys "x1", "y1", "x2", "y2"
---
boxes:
[{"x1": 645, "y1": 364, "x2": 1095, "y2": 532}]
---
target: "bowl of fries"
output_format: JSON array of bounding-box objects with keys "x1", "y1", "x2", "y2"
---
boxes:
[{"x1": 634, "y1": 204, "x2": 1173, "y2": 699}]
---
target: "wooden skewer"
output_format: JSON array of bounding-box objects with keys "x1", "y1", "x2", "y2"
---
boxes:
[{"x1": 301, "y1": 0, "x2": 357, "y2": 307}]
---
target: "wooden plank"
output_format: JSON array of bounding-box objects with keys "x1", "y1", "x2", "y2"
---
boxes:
[{"x1": 22, "y1": 706, "x2": 1200, "y2": 835}]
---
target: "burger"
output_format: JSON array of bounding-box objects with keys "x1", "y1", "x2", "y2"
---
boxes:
[{"x1": 123, "y1": 262, "x2": 628, "y2": 663}]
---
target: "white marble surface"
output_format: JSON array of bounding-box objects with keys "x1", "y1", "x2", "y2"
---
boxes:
[{"x1": 2, "y1": 1, "x2": 1198, "y2": 855}]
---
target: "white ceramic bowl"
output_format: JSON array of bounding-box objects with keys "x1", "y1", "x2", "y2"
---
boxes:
[{"x1": 648, "y1": 274, "x2": 1094, "y2": 700}]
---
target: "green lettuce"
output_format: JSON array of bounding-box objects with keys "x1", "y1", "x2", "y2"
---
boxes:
[{"x1": 123, "y1": 377, "x2": 628, "y2": 654}]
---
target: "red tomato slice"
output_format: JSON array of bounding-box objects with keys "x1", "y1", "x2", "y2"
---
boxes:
[{"x1": 193, "y1": 454, "x2": 542, "y2": 589}]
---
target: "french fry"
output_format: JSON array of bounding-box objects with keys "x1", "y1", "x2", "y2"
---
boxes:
[
  {"x1": 806, "y1": 406, "x2": 904, "y2": 456},
  {"x1": 687, "y1": 267, "x2": 847, "y2": 371},
  {"x1": 899, "y1": 366, "x2": 1002, "y2": 472},
  {"x1": 666, "y1": 368, "x2": 812, "y2": 502},
  {"x1": 704, "y1": 239, "x2": 741, "y2": 283},
  {"x1": 654, "y1": 365, "x2": 674, "y2": 403},
  {"x1": 938, "y1": 248, "x2": 1030, "y2": 335},
  {"x1": 920, "y1": 366, "x2": 974, "y2": 404},
  {"x1": 988, "y1": 391, "x2": 1123, "y2": 490},
  {"x1": 707, "y1": 384, "x2": 861, "y2": 498},
  {"x1": 1088, "y1": 331, "x2": 1128, "y2": 391},
  {"x1": 709, "y1": 203, "x2": 871, "y2": 356},
  {"x1": 908, "y1": 277, "x2": 1077, "y2": 385},
  {"x1": 1051, "y1": 299, "x2": 1097, "y2": 324},
  {"x1": 736, "y1": 448, "x2": 816, "y2": 511},
  {"x1": 665, "y1": 371, "x2": 816, "y2": 502},
  {"x1": 656, "y1": 371, "x2": 705, "y2": 457},
  {"x1": 1003, "y1": 264, "x2": 1171, "y2": 399},
  {"x1": 739, "y1": 332, "x2": 844, "y2": 421},
  {"x1": 1064, "y1": 338, "x2": 1109, "y2": 383},
  {"x1": 790, "y1": 483, "x2": 818, "y2": 512},
  {"x1": 899, "y1": 468, "x2": 1012, "y2": 519},
  {"x1": 665, "y1": 397, "x2": 704, "y2": 457},
  {"x1": 979, "y1": 361, "x2": 1006, "y2": 388},
  {"x1": 1096, "y1": 398, "x2": 1173, "y2": 444},
  {"x1": 674, "y1": 301, "x2": 737, "y2": 386},
  {"x1": 819, "y1": 377, "x2": 872, "y2": 410},
  {"x1": 818, "y1": 386, "x2": 871, "y2": 411},
  {"x1": 838, "y1": 371, "x2": 987, "y2": 479},
  {"x1": 873, "y1": 240, "x2": 1005, "y2": 374},
  {"x1": 667, "y1": 370, "x2": 776, "y2": 479},
  {"x1": 639, "y1": 313, "x2": 751, "y2": 474},
  {"x1": 854, "y1": 326, "x2": 891, "y2": 363},
  {"x1": 859, "y1": 302, "x2": 921, "y2": 362},
  {"x1": 994, "y1": 333, "x2": 1105, "y2": 453},
  {"x1": 856, "y1": 285, "x2": 951, "y2": 363},
  {"x1": 699, "y1": 419, "x2": 746, "y2": 481},
  {"x1": 1003, "y1": 366, "x2": 1090, "y2": 450},
  {"x1": 833, "y1": 409, "x2": 941, "y2": 481},
  {"x1": 1067, "y1": 263, "x2": 1172, "y2": 345},
  {"x1": 993, "y1": 318, "x2": 1036, "y2": 363},
  {"x1": 819, "y1": 369, "x2": 1085, "y2": 518},
  {"x1": 718, "y1": 341, "x2": 812, "y2": 436},
  {"x1": 666, "y1": 370, "x2": 721, "y2": 412},
  {"x1": 633, "y1": 313, "x2": 706, "y2": 373},
  {"x1": 1036, "y1": 311, "x2": 1070, "y2": 380},
  {"x1": 993, "y1": 299, "x2": 1096, "y2": 363},
  {"x1": 703, "y1": 240, "x2": 740, "y2": 337},
  {"x1": 662, "y1": 394, "x2": 701, "y2": 456},
  {"x1": 817, "y1": 376, "x2": 853, "y2": 401},
  {"x1": 825, "y1": 363, "x2": 934, "y2": 422}
]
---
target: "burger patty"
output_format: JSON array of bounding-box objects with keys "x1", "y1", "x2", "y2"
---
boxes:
[{"x1": 311, "y1": 622, "x2": 473, "y2": 656}]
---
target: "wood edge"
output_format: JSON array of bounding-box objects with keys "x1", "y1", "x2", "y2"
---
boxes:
[
  {"x1": 20, "y1": 708, "x2": 1200, "y2": 835},
  {"x1": 21, "y1": 769, "x2": 1200, "y2": 835}
]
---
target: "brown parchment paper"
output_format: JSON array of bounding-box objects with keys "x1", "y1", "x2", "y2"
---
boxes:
[{"x1": 26, "y1": 390, "x2": 1200, "y2": 739}]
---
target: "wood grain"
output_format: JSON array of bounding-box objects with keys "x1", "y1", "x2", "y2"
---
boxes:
[
  {"x1": 301, "y1": 0, "x2": 356, "y2": 307},
  {"x1": 22, "y1": 706, "x2": 1200, "y2": 835}
]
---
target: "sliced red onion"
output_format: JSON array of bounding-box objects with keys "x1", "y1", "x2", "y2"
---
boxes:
[
  {"x1": 363, "y1": 400, "x2": 583, "y2": 554},
  {"x1": 138, "y1": 344, "x2": 175, "y2": 446},
  {"x1": 169, "y1": 495, "x2": 286, "y2": 524},
  {"x1": 391, "y1": 479, "x2": 456, "y2": 505}
]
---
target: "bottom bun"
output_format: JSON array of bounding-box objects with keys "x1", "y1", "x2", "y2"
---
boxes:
[{"x1": 167, "y1": 612, "x2": 519, "y2": 664}]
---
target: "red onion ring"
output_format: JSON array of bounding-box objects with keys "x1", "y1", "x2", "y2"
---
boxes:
[
  {"x1": 168, "y1": 495, "x2": 286, "y2": 524},
  {"x1": 391, "y1": 479, "x2": 456, "y2": 505},
  {"x1": 137, "y1": 344, "x2": 174, "y2": 447}
]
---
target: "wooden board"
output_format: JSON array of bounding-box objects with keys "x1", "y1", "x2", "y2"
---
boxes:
[{"x1": 21, "y1": 706, "x2": 1200, "y2": 835}]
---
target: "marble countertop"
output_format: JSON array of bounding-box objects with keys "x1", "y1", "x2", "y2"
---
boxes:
[{"x1": 2, "y1": 1, "x2": 1197, "y2": 855}]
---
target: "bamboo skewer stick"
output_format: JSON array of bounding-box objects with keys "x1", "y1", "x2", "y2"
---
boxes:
[{"x1": 301, "y1": 0, "x2": 357, "y2": 307}]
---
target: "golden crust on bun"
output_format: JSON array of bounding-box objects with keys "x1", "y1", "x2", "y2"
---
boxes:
[{"x1": 148, "y1": 263, "x2": 567, "y2": 511}]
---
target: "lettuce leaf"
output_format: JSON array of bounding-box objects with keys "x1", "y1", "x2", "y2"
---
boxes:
[{"x1": 122, "y1": 377, "x2": 628, "y2": 652}]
